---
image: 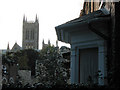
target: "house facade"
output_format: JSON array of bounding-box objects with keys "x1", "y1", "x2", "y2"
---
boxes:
[{"x1": 55, "y1": 1, "x2": 120, "y2": 86}]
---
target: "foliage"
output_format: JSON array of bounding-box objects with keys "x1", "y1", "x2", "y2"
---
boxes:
[
  {"x1": 2, "y1": 49, "x2": 39, "y2": 75},
  {"x1": 2, "y1": 46, "x2": 70, "y2": 85},
  {"x1": 2, "y1": 52, "x2": 16, "y2": 65},
  {"x1": 2, "y1": 83, "x2": 114, "y2": 90},
  {"x1": 36, "y1": 45, "x2": 69, "y2": 85},
  {"x1": 14, "y1": 49, "x2": 39, "y2": 75},
  {"x1": 17, "y1": 53, "x2": 29, "y2": 70}
]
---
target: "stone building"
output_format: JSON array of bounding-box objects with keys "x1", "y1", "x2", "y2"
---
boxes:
[
  {"x1": 42, "y1": 39, "x2": 51, "y2": 49},
  {"x1": 55, "y1": 0, "x2": 120, "y2": 87},
  {"x1": 22, "y1": 15, "x2": 39, "y2": 50},
  {"x1": 2, "y1": 63, "x2": 18, "y2": 84},
  {"x1": 1, "y1": 43, "x2": 20, "y2": 85},
  {"x1": 11, "y1": 42, "x2": 22, "y2": 52},
  {"x1": 18, "y1": 70, "x2": 32, "y2": 85}
]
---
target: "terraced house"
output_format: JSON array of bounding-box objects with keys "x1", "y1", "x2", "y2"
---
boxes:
[{"x1": 55, "y1": 0, "x2": 120, "y2": 87}]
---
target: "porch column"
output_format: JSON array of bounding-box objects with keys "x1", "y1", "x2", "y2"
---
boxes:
[
  {"x1": 98, "y1": 44, "x2": 105, "y2": 85},
  {"x1": 70, "y1": 47, "x2": 78, "y2": 84}
]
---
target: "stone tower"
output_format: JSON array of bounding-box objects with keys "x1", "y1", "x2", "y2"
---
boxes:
[{"x1": 22, "y1": 15, "x2": 39, "y2": 49}]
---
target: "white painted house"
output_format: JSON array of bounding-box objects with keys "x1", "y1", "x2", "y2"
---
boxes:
[{"x1": 55, "y1": 9, "x2": 110, "y2": 85}]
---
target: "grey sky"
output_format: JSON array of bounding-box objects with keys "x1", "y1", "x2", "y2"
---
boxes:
[{"x1": 0, "y1": 0, "x2": 84, "y2": 49}]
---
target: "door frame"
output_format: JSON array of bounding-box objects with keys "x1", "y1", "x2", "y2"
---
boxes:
[{"x1": 78, "y1": 47, "x2": 98, "y2": 84}]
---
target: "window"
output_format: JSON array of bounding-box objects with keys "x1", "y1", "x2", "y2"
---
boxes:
[
  {"x1": 25, "y1": 30, "x2": 27, "y2": 40},
  {"x1": 31, "y1": 30, "x2": 32, "y2": 40},
  {"x1": 33, "y1": 30, "x2": 34, "y2": 40},
  {"x1": 25, "y1": 30, "x2": 30, "y2": 40},
  {"x1": 28, "y1": 31, "x2": 29, "y2": 40}
]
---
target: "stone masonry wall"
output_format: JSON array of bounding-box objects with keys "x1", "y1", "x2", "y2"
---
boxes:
[{"x1": 18, "y1": 70, "x2": 32, "y2": 86}]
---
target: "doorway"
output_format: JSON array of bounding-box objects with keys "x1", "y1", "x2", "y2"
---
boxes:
[{"x1": 79, "y1": 48, "x2": 98, "y2": 84}]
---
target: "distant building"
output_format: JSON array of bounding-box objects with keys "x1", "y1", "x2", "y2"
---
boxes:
[
  {"x1": 0, "y1": 50, "x2": 7, "y2": 55},
  {"x1": 2, "y1": 63, "x2": 18, "y2": 84},
  {"x1": 11, "y1": 42, "x2": 22, "y2": 52},
  {"x1": 1, "y1": 43, "x2": 20, "y2": 85},
  {"x1": 42, "y1": 39, "x2": 51, "y2": 49},
  {"x1": 22, "y1": 15, "x2": 39, "y2": 50},
  {"x1": 18, "y1": 70, "x2": 32, "y2": 85},
  {"x1": 7, "y1": 42, "x2": 10, "y2": 52}
]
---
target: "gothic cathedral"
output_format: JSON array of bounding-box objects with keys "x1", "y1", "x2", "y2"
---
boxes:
[{"x1": 22, "y1": 15, "x2": 39, "y2": 49}]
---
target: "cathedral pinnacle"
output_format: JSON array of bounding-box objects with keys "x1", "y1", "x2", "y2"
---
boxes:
[
  {"x1": 23, "y1": 15, "x2": 27, "y2": 22},
  {"x1": 48, "y1": 39, "x2": 51, "y2": 46},
  {"x1": 35, "y1": 14, "x2": 38, "y2": 22},
  {"x1": 23, "y1": 15, "x2": 25, "y2": 22},
  {"x1": 56, "y1": 40, "x2": 58, "y2": 47},
  {"x1": 7, "y1": 42, "x2": 10, "y2": 51}
]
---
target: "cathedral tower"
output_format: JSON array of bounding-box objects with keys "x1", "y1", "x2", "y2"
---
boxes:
[{"x1": 22, "y1": 15, "x2": 39, "y2": 49}]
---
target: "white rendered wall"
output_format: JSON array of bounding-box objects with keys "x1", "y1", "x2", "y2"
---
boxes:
[{"x1": 70, "y1": 29, "x2": 107, "y2": 85}]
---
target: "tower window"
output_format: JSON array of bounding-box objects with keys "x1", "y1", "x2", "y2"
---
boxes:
[
  {"x1": 33, "y1": 30, "x2": 34, "y2": 40},
  {"x1": 31, "y1": 30, "x2": 32, "y2": 40},
  {"x1": 25, "y1": 30, "x2": 27, "y2": 40},
  {"x1": 28, "y1": 31, "x2": 29, "y2": 40},
  {"x1": 25, "y1": 30, "x2": 29, "y2": 40}
]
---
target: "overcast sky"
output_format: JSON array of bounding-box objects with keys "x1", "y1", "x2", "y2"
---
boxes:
[{"x1": 0, "y1": 0, "x2": 84, "y2": 49}]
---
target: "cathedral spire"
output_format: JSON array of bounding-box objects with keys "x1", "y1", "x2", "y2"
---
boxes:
[
  {"x1": 35, "y1": 14, "x2": 38, "y2": 22},
  {"x1": 42, "y1": 39, "x2": 44, "y2": 44},
  {"x1": 23, "y1": 15, "x2": 25, "y2": 22},
  {"x1": 23, "y1": 15, "x2": 27, "y2": 22},
  {"x1": 26, "y1": 17, "x2": 27, "y2": 22},
  {"x1": 42, "y1": 39, "x2": 45, "y2": 48},
  {"x1": 48, "y1": 39, "x2": 51, "y2": 46},
  {"x1": 56, "y1": 40, "x2": 58, "y2": 47},
  {"x1": 7, "y1": 42, "x2": 10, "y2": 51}
]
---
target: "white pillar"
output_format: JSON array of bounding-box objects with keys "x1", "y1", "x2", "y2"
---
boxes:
[
  {"x1": 70, "y1": 47, "x2": 79, "y2": 84},
  {"x1": 98, "y1": 45, "x2": 105, "y2": 85},
  {"x1": 76, "y1": 48, "x2": 79, "y2": 83},
  {"x1": 70, "y1": 49, "x2": 76, "y2": 84}
]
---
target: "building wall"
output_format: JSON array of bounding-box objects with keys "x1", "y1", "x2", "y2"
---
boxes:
[
  {"x1": 70, "y1": 27, "x2": 101, "y2": 44},
  {"x1": 2, "y1": 63, "x2": 18, "y2": 84},
  {"x1": 70, "y1": 27, "x2": 107, "y2": 85},
  {"x1": 22, "y1": 19, "x2": 39, "y2": 50},
  {"x1": 18, "y1": 70, "x2": 32, "y2": 85},
  {"x1": 80, "y1": 0, "x2": 115, "y2": 85},
  {"x1": 8, "y1": 64, "x2": 18, "y2": 83}
]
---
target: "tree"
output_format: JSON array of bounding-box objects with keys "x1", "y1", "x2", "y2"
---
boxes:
[
  {"x1": 13, "y1": 49, "x2": 39, "y2": 75},
  {"x1": 36, "y1": 45, "x2": 69, "y2": 85},
  {"x1": 18, "y1": 53, "x2": 29, "y2": 70}
]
